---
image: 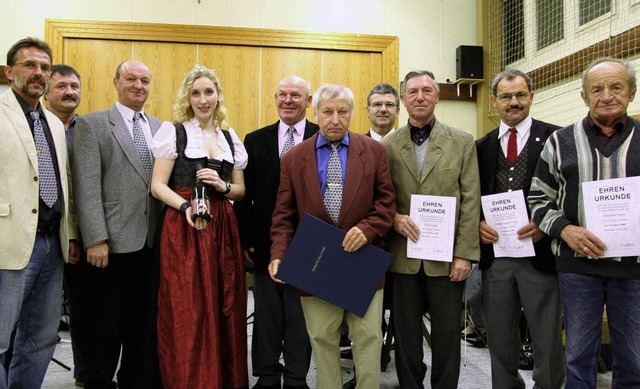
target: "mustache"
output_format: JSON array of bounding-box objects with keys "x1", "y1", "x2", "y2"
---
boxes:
[
  {"x1": 27, "y1": 75, "x2": 46, "y2": 86},
  {"x1": 62, "y1": 96, "x2": 78, "y2": 102}
]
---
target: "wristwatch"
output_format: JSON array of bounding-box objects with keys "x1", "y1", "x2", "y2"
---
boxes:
[
  {"x1": 223, "y1": 181, "x2": 231, "y2": 195},
  {"x1": 179, "y1": 201, "x2": 191, "y2": 213}
]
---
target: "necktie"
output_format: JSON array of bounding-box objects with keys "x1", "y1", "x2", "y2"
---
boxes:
[
  {"x1": 133, "y1": 112, "x2": 152, "y2": 180},
  {"x1": 31, "y1": 111, "x2": 58, "y2": 207},
  {"x1": 324, "y1": 142, "x2": 342, "y2": 224},
  {"x1": 280, "y1": 126, "x2": 295, "y2": 157},
  {"x1": 507, "y1": 127, "x2": 518, "y2": 163}
]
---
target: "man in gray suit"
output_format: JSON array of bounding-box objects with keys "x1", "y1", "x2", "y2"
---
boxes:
[{"x1": 73, "y1": 59, "x2": 162, "y2": 389}]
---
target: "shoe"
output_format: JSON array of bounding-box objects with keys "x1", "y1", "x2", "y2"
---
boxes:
[
  {"x1": 340, "y1": 348, "x2": 353, "y2": 359},
  {"x1": 74, "y1": 380, "x2": 85, "y2": 387},
  {"x1": 518, "y1": 343, "x2": 534, "y2": 370},
  {"x1": 342, "y1": 376, "x2": 356, "y2": 389},
  {"x1": 464, "y1": 333, "x2": 488, "y2": 348}
]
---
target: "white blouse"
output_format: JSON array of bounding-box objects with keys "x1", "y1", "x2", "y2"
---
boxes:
[{"x1": 151, "y1": 118, "x2": 248, "y2": 170}]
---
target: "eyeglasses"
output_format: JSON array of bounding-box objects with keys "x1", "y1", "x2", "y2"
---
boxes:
[
  {"x1": 497, "y1": 91, "x2": 530, "y2": 102},
  {"x1": 14, "y1": 61, "x2": 52, "y2": 74},
  {"x1": 369, "y1": 102, "x2": 397, "y2": 110},
  {"x1": 276, "y1": 93, "x2": 304, "y2": 103}
]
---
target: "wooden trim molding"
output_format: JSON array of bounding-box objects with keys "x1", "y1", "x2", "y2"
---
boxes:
[
  {"x1": 44, "y1": 19, "x2": 399, "y2": 86},
  {"x1": 0, "y1": 66, "x2": 6, "y2": 84}
]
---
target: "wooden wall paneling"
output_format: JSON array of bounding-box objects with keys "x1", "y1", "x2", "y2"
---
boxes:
[
  {"x1": 135, "y1": 41, "x2": 198, "y2": 121},
  {"x1": 198, "y1": 45, "x2": 261, "y2": 140},
  {"x1": 322, "y1": 50, "x2": 381, "y2": 133},
  {"x1": 260, "y1": 47, "x2": 323, "y2": 127},
  {"x1": 65, "y1": 39, "x2": 132, "y2": 115}
]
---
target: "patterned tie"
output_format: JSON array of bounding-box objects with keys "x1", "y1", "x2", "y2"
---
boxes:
[
  {"x1": 507, "y1": 127, "x2": 518, "y2": 163},
  {"x1": 280, "y1": 126, "x2": 295, "y2": 157},
  {"x1": 324, "y1": 142, "x2": 342, "y2": 224},
  {"x1": 132, "y1": 112, "x2": 152, "y2": 180},
  {"x1": 31, "y1": 111, "x2": 58, "y2": 207}
]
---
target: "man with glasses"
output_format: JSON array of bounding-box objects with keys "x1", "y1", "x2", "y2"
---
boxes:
[
  {"x1": 0, "y1": 37, "x2": 79, "y2": 389},
  {"x1": 366, "y1": 83, "x2": 400, "y2": 140},
  {"x1": 235, "y1": 76, "x2": 317, "y2": 389},
  {"x1": 476, "y1": 69, "x2": 564, "y2": 389}
]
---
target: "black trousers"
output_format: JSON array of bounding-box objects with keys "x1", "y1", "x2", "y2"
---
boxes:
[{"x1": 84, "y1": 247, "x2": 153, "y2": 389}]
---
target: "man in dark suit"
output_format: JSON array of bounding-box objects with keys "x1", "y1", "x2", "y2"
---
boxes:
[
  {"x1": 365, "y1": 83, "x2": 399, "y2": 140},
  {"x1": 44, "y1": 63, "x2": 90, "y2": 387},
  {"x1": 269, "y1": 84, "x2": 396, "y2": 389},
  {"x1": 476, "y1": 69, "x2": 564, "y2": 389},
  {"x1": 235, "y1": 75, "x2": 317, "y2": 389},
  {"x1": 72, "y1": 59, "x2": 162, "y2": 389}
]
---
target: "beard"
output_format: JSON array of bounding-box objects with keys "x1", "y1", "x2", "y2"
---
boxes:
[{"x1": 14, "y1": 74, "x2": 46, "y2": 99}]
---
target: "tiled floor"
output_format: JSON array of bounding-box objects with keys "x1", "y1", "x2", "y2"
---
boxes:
[{"x1": 42, "y1": 295, "x2": 613, "y2": 388}]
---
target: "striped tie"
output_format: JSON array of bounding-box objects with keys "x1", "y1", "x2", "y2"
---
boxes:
[{"x1": 31, "y1": 111, "x2": 58, "y2": 207}]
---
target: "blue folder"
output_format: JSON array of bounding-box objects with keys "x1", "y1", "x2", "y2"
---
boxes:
[{"x1": 277, "y1": 213, "x2": 393, "y2": 317}]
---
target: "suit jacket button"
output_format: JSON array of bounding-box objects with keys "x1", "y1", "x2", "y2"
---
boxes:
[
  {"x1": 32, "y1": 209, "x2": 38, "y2": 214},
  {"x1": 33, "y1": 176, "x2": 38, "y2": 181},
  {"x1": 437, "y1": 149, "x2": 442, "y2": 154},
  {"x1": 401, "y1": 149, "x2": 406, "y2": 154}
]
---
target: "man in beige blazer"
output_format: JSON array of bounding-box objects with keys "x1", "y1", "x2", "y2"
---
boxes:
[
  {"x1": 0, "y1": 37, "x2": 78, "y2": 389},
  {"x1": 382, "y1": 70, "x2": 480, "y2": 389}
]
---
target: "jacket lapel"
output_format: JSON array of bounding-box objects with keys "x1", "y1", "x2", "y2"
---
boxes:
[
  {"x1": 108, "y1": 106, "x2": 148, "y2": 182},
  {"x1": 266, "y1": 121, "x2": 281, "y2": 174},
  {"x1": 1, "y1": 92, "x2": 39, "y2": 171},
  {"x1": 340, "y1": 132, "x2": 364, "y2": 222},
  {"x1": 397, "y1": 126, "x2": 422, "y2": 183}
]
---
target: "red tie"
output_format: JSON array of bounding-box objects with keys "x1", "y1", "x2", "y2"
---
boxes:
[{"x1": 507, "y1": 127, "x2": 517, "y2": 163}]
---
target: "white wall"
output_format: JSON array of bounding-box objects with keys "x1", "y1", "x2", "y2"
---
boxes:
[{"x1": 0, "y1": 0, "x2": 479, "y2": 137}]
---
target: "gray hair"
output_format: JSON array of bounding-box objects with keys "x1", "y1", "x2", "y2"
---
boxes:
[
  {"x1": 491, "y1": 69, "x2": 533, "y2": 96},
  {"x1": 581, "y1": 57, "x2": 637, "y2": 96},
  {"x1": 400, "y1": 70, "x2": 440, "y2": 96},
  {"x1": 277, "y1": 75, "x2": 311, "y2": 96},
  {"x1": 312, "y1": 84, "x2": 355, "y2": 116}
]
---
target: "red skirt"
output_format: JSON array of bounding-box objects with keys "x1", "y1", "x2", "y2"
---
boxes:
[{"x1": 157, "y1": 187, "x2": 247, "y2": 389}]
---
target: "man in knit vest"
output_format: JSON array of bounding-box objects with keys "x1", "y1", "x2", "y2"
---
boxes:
[
  {"x1": 529, "y1": 57, "x2": 640, "y2": 388},
  {"x1": 476, "y1": 69, "x2": 564, "y2": 389}
]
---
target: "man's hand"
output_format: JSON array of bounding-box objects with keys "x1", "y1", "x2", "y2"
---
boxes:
[
  {"x1": 517, "y1": 220, "x2": 545, "y2": 243},
  {"x1": 560, "y1": 225, "x2": 606, "y2": 259},
  {"x1": 268, "y1": 259, "x2": 285, "y2": 284},
  {"x1": 243, "y1": 247, "x2": 255, "y2": 268},
  {"x1": 449, "y1": 257, "x2": 471, "y2": 282},
  {"x1": 343, "y1": 226, "x2": 367, "y2": 253},
  {"x1": 87, "y1": 241, "x2": 109, "y2": 268},
  {"x1": 68, "y1": 240, "x2": 81, "y2": 264},
  {"x1": 393, "y1": 213, "x2": 420, "y2": 243},
  {"x1": 479, "y1": 220, "x2": 498, "y2": 244}
]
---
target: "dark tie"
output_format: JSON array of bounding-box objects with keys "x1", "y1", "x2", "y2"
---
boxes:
[
  {"x1": 31, "y1": 111, "x2": 58, "y2": 207},
  {"x1": 324, "y1": 143, "x2": 342, "y2": 224},
  {"x1": 280, "y1": 126, "x2": 295, "y2": 157},
  {"x1": 133, "y1": 112, "x2": 152, "y2": 180},
  {"x1": 507, "y1": 127, "x2": 518, "y2": 163}
]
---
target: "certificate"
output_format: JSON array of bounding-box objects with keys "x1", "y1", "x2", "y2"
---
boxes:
[
  {"x1": 582, "y1": 176, "x2": 640, "y2": 257},
  {"x1": 481, "y1": 190, "x2": 535, "y2": 258},
  {"x1": 407, "y1": 195, "x2": 456, "y2": 262}
]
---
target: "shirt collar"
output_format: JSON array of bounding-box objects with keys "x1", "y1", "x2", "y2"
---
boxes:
[
  {"x1": 13, "y1": 89, "x2": 44, "y2": 116},
  {"x1": 279, "y1": 118, "x2": 306, "y2": 137},
  {"x1": 409, "y1": 118, "x2": 435, "y2": 146},
  {"x1": 585, "y1": 114, "x2": 628, "y2": 137},
  {"x1": 498, "y1": 115, "x2": 532, "y2": 139},
  {"x1": 116, "y1": 101, "x2": 146, "y2": 123},
  {"x1": 316, "y1": 131, "x2": 350, "y2": 149}
]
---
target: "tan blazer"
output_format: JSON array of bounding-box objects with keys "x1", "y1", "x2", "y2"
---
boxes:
[
  {"x1": 0, "y1": 89, "x2": 77, "y2": 269},
  {"x1": 382, "y1": 121, "x2": 480, "y2": 276}
]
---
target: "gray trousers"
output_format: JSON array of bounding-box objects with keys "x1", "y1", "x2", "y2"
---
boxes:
[{"x1": 483, "y1": 258, "x2": 564, "y2": 389}]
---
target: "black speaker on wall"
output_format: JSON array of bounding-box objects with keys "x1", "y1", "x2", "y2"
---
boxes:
[{"x1": 456, "y1": 45, "x2": 483, "y2": 80}]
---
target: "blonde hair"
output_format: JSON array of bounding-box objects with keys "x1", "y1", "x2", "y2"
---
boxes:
[{"x1": 173, "y1": 65, "x2": 230, "y2": 130}]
